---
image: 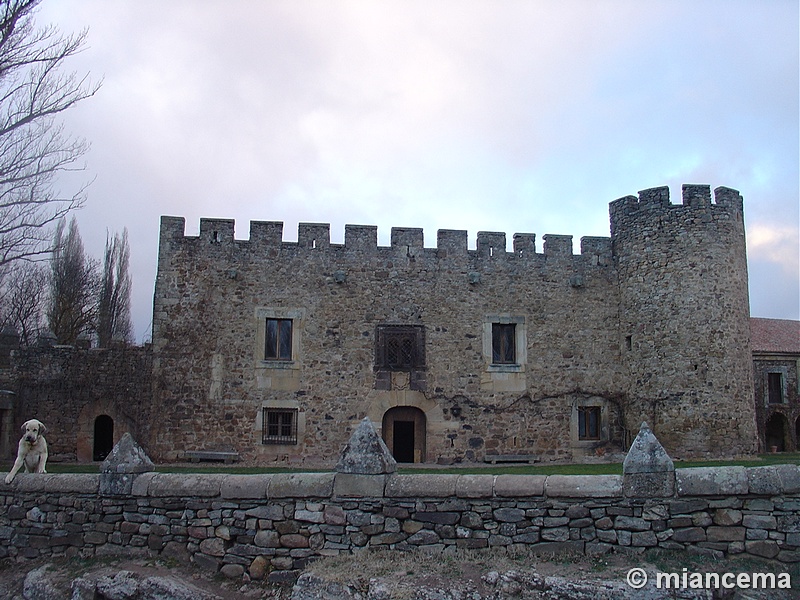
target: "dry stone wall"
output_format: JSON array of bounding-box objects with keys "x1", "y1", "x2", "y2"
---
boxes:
[{"x1": 1, "y1": 466, "x2": 799, "y2": 583}]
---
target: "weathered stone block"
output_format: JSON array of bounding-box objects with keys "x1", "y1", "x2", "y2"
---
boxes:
[
  {"x1": 745, "y1": 540, "x2": 780, "y2": 558},
  {"x1": 713, "y1": 508, "x2": 742, "y2": 526},
  {"x1": 742, "y1": 514, "x2": 777, "y2": 530},
  {"x1": 148, "y1": 474, "x2": 224, "y2": 497},
  {"x1": 220, "y1": 475, "x2": 270, "y2": 499},
  {"x1": 675, "y1": 467, "x2": 748, "y2": 496},
  {"x1": 747, "y1": 466, "x2": 783, "y2": 496},
  {"x1": 494, "y1": 508, "x2": 526, "y2": 523},
  {"x1": 455, "y1": 475, "x2": 494, "y2": 498},
  {"x1": 333, "y1": 473, "x2": 387, "y2": 498},
  {"x1": 385, "y1": 474, "x2": 458, "y2": 498},
  {"x1": 623, "y1": 472, "x2": 675, "y2": 498},
  {"x1": 671, "y1": 527, "x2": 706, "y2": 543},
  {"x1": 268, "y1": 473, "x2": 334, "y2": 498},
  {"x1": 707, "y1": 526, "x2": 745, "y2": 542},
  {"x1": 545, "y1": 475, "x2": 622, "y2": 498},
  {"x1": 494, "y1": 475, "x2": 546, "y2": 497}
]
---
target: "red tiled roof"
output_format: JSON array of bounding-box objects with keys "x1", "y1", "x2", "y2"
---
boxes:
[{"x1": 750, "y1": 318, "x2": 800, "y2": 354}]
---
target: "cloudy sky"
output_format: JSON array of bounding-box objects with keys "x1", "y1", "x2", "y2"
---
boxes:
[{"x1": 35, "y1": 0, "x2": 799, "y2": 342}]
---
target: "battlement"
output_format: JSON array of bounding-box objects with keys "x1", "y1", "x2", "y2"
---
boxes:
[
  {"x1": 159, "y1": 216, "x2": 613, "y2": 262},
  {"x1": 609, "y1": 184, "x2": 743, "y2": 237}
]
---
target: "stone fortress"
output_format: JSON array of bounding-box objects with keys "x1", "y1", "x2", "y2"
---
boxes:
[{"x1": 142, "y1": 183, "x2": 756, "y2": 465}]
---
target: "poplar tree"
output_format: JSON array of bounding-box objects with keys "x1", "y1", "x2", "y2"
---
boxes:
[
  {"x1": 46, "y1": 216, "x2": 97, "y2": 344},
  {"x1": 97, "y1": 228, "x2": 132, "y2": 346}
]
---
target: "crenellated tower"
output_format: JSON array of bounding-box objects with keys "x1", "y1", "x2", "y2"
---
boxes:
[{"x1": 610, "y1": 184, "x2": 756, "y2": 456}]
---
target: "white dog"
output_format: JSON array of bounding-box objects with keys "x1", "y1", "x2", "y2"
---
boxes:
[{"x1": 5, "y1": 419, "x2": 48, "y2": 484}]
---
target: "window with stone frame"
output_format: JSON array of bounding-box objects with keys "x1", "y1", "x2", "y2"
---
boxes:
[
  {"x1": 578, "y1": 406, "x2": 601, "y2": 440},
  {"x1": 768, "y1": 372, "x2": 785, "y2": 404},
  {"x1": 262, "y1": 408, "x2": 298, "y2": 445},
  {"x1": 491, "y1": 323, "x2": 517, "y2": 364},
  {"x1": 375, "y1": 325, "x2": 425, "y2": 371},
  {"x1": 265, "y1": 318, "x2": 293, "y2": 361}
]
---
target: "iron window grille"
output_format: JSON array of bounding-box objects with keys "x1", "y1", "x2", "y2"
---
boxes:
[
  {"x1": 578, "y1": 406, "x2": 601, "y2": 440},
  {"x1": 491, "y1": 323, "x2": 517, "y2": 364},
  {"x1": 265, "y1": 318, "x2": 293, "y2": 360},
  {"x1": 375, "y1": 325, "x2": 425, "y2": 371},
  {"x1": 262, "y1": 408, "x2": 298, "y2": 445}
]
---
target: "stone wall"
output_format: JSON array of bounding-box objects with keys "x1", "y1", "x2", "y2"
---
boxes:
[
  {"x1": 0, "y1": 466, "x2": 798, "y2": 582},
  {"x1": 4, "y1": 345, "x2": 153, "y2": 462}
]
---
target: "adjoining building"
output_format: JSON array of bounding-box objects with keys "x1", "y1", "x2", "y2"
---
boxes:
[{"x1": 751, "y1": 318, "x2": 800, "y2": 452}]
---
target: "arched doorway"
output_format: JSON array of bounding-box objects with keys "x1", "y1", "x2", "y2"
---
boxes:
[
  {"x1": 765, "y1": 413, "x2": 788, "y2": 452},
  {"x1": 93, "y1": 415, "x2": 114, "y2": 461},
  {"x1": 382, "y1": 407, "x2": 426, "y2": 463}
]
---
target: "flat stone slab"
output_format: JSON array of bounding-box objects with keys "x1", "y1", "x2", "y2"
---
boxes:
[
  {"x1": 268, "y1": 473, "x2": 335, "y2": 498},
  {"x1": 220, "y1": 475, "x2": 271, "y2": 499},
  {"x1": 676, "y1": 466, "x2": 748, "y2": 496},
  {"x1": 147, "y1": 474, "x2": 225, "y2": 497},
  {"x1": 385, "y1": 474, "x2": 458, "y2": 497},
  {"x1": 494, "y1": 475, "x2": 546, "y2": 497},
  {"x1": 545, "y1": 475, "x2": 623, "y2": 498}
]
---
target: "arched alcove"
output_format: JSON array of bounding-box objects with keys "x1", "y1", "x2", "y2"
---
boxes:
[{"x1": 765, "y1": 412, "x2": 788, "y2": 452}]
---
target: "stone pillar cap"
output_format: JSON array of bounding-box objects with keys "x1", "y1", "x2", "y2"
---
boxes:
[
  {"x1": 101, "y1": 432, "x2": 155, "y2": 474},
  {"x1": 336, "y1": 417, "x2": 397, "y2": 475},
  {"x1": 623, "y1": 422, "x2": 674, "y2": 474}
]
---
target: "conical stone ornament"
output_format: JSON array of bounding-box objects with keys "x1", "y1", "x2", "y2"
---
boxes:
[
  {"x1": 336, "y1": 417, "x2": 397, "y2": 475},
  {"x1": 623, "y1": 422, "x2": 674, "y2": 474},
  {"x1": 101, "y1": 432, "x2": 154, "y2": 474}
]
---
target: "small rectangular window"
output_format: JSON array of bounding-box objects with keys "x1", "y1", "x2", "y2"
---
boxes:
[
  {"x1": 262, "y1": 409, "x2": 298, "y2": 444},
  {"x1": 492, "y1": 323, "x2": 516, "y2": 364},
  {"x1": 265, "y1": 318, "x2": 292, "y2": 360},
  {"x1": 578, "y1": 406, "x2": 601, "y2": 440},
  {"x1": 768, "y1": 373, "x2": 784, "y2": 404}
]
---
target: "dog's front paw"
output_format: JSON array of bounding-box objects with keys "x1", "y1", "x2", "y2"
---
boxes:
[{"x1": 4, "y1": 474, "x2": 12, "y2": 484}]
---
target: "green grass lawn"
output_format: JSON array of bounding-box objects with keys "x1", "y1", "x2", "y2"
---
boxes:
[{"x1": 7, "y1": 452, "x2": 798, "y2": 476}]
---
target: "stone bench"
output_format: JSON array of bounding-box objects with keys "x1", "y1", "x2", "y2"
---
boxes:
[
  {"x1": 484, "y1": 454, "x2": 539, "y2": 464},
  {"x1": 184, "y1": 450, "x2": 240, "y2": 464}
]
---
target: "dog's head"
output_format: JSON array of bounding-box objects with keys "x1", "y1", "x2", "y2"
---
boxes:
[{"x1": 21, "y1": 419, "x2": 47, "y2": 444}]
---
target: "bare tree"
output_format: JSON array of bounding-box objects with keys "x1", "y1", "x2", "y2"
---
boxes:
[
  {"x1": 97, "y1": 228, "x2": 132, "y2": 346},
  {"x1": 0, "y1": 259, "x2": 45, "y2": 344},
  {"x1": 47, "y1": 216, "x2": 97, "y2": 344},
  {"x1": 0, "y1": 0, "x2": 100, "y2": 266}
]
